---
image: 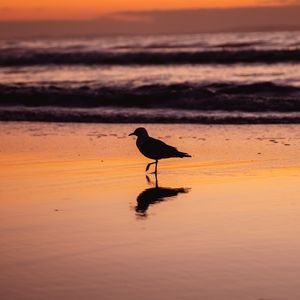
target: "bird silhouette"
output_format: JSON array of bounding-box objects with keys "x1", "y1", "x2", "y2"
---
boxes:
[{"x1": 129, "y1": 127, "x2": 191, "y2": 173}]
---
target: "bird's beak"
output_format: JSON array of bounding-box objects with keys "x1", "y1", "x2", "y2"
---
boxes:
[{"x1": 129, "y1": 132, "x2": 135, "y2": 136}]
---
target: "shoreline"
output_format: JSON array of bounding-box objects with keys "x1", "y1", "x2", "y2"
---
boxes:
[{"x1": 1, "y1": 107, "x2": 300, "y2": 124}]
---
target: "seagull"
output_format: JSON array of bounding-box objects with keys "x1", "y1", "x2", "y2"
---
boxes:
[{"x1": 129, "y1": 127, "x2": 191, "y2": 173}]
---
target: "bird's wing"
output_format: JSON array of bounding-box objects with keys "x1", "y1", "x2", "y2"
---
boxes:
[{"x1": 144, "y1": 137, "x2": 181, "y2": 159}]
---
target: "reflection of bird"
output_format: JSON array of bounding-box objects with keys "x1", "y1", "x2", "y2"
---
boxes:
[
  {"x1": 135, "y1": 174, "x2": 190, "y2": 217},
  {"x1": 129, "y1": 127, "x2": 191, "y2": 173}
]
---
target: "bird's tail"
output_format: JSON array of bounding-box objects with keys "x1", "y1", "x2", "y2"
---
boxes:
[{"x1": 177, "y1": 151, "x2": 192, "y2": 158}]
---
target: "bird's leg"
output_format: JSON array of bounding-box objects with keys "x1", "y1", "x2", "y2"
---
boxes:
[
  {"x1": 146, "y1": 162, "x2": 155, "y2": 172},
  {"x1": 154, "y1": 171, "x2": 158, "y2": 188},
  {"x1": 155, "y1": 160, "x2": 158, "y2": 174}
]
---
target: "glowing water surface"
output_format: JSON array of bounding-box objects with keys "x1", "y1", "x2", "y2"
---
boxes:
[{"x1": 0, "y1": 123, "x2": 300, "y2": 300}]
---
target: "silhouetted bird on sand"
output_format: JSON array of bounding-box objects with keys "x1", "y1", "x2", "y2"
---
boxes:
[{"x1": 129, "y1": 127, "x2": 191, "y2": 173}]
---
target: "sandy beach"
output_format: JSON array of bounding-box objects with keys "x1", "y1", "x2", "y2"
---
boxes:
[{"x1": 1, "y1": 122, "x2": 300, "y2": 300}]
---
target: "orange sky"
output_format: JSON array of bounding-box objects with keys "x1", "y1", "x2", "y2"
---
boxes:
[{"x1": 0, "y1": 0, "x2": 289, "y2": 21}]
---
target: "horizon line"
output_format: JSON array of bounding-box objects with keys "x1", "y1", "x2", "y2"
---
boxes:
[{"x1": 1, "y1": 4, "x2": 300, "y2": 23}]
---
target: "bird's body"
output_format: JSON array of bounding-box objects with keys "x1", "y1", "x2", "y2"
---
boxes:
[
  {"x1": 137, "y1": 135, "x2": 190, "y2": 160},
  {"x1": 129, "y1": 127, "x2": 191, "y2": 173}
]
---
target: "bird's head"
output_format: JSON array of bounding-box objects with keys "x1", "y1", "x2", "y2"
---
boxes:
[{"x1": 129, "y1": 127, "x2": 149, "y2": 138}]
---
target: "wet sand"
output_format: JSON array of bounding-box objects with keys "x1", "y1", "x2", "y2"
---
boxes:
[{"x1": 1, "y1": 122, "x2": 300, "y2": 300}]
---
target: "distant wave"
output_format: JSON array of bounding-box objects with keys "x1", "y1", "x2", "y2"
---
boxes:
[
  {"x1": 209, "y1": 41, "x2": 266, "y2": 48},
  {"x1": 112, "y1": 41, "x2": 266, "y2": 50},
  {"x1": 1, "y1": 82, "x2": 300, "y2": 113},
  {"x1": 1, "y1": 49, "x2": 300, "y2": 66}
]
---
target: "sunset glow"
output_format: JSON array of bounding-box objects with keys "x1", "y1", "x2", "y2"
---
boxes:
[{"x1": 0, "y1": 0, "x2": 288, "y2": 21}]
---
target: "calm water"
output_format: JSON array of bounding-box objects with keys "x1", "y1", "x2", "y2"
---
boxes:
[
  {"x1": 1, "y1": 32, "x2": 300, "y2": 123},
  {"x1": 1, "y1": 123, "x2": 300, "y2": 299}
]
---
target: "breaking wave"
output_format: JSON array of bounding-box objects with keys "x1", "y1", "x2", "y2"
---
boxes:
[
  {"x1": 1, "y1": 49, "x2": 300, "y2": 66},
  {"x1": 1, "y1": 106, "x2": 299, "y2": 124},
  {"x1": 0, "y1": 82, "x2": 300, "y2": 115},
  {"x1": 1, "y1": 78, "x2": 300, "y2": 124}
]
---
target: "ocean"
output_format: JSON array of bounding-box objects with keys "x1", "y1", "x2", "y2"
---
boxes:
[{"x1": 1, "y1": 31, "x2": 300, "y2": 123}]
